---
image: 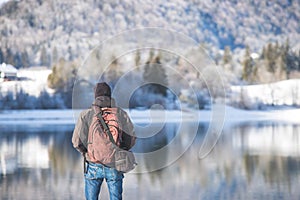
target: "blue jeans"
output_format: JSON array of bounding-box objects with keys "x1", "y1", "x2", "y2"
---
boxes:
[{"x1": 84, "y1": 162, "x2": 124, "y2": 200}]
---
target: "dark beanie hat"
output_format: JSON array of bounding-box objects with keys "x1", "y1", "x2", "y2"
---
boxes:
[{"x1": 94, "y1": 82, "x2": 111, "y2": 98}]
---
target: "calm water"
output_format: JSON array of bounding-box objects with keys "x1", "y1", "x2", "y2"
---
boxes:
[{"x1": 1, "y1": 121, "x2": 300, "y2": 200}]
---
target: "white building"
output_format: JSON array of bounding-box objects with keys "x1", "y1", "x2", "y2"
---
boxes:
[{"x1": 0, "y1": 63, "x2": 18, "y2": 80}]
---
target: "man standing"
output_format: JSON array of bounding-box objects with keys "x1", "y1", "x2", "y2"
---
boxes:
[{"x1": 72, "y1": 82, "x2": 136, "y2": 200}]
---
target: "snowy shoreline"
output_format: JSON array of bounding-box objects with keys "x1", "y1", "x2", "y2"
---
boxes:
[{"x1": 0, "y1": 106, "x2": 299, "y2": 125}]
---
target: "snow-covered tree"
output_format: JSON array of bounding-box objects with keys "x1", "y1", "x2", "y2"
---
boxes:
[
  {"x1": 103, "y1": 56, "x2": 122, "y2": 88},
  {"x1": 47, "y1": 58, "x2": 78, "y2": 108},
  {"x1": 40, "y1": 45, "x2": 49, "y2": 67},
  {"x1": 242, "y1": 46, "x2": 255, "y2": 82},
  {"x1": 143, "y1": 55, "x2": 168, "y2": 96},
  {"x1": 134, "y1": 49, "x2": 141, "y2": 69},
  {"x1": 21, "y1": 50, "x2": 30, "y2": 68},
  {"x1": 222, "y1": 46, "x2": 233, "y2": 71}
]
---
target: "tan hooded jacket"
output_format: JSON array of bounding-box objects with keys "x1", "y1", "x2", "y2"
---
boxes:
[{"x1": 72, "y1": 96, "x2": 136, "y2": 162}]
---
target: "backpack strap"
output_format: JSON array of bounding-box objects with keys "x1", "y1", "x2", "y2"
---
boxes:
[{"x1": 95, "y1": 108, "x2": 118, "y2": 146}]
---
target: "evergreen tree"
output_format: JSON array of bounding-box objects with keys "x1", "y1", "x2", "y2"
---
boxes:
[
  {"x1": 14, "y1": 52, "x2": 22, "y2": 68},
  {"x1": 280, "y1": 40, "x2": 289, "y2": 79},
  {"x1": 1, "y1": 91, "x2": 17, "y2": 109},
  {"x1": 52, "y1": 46, "x2": 58, "y2": 65},
  {"x1": 265, "y1": 43, "x2": 276, "y2": 73},
  {"x1": 21, "y1": 51, "x2": 30, "y2": 68},
  {"x1": 15, "y1": 89, "x2": 32, "y2": 109},
  {"x1": 82, "y1": 48, "x2": 101, "y2": 80},
  {"x1": 261, "y1": 46, "x2": 267, "y2": 59},
  {"x1": 148, "y1": 48, "x2": 155, "y2": 63},
  {"x1": 135, "y1": 49, "x2": 141, "y2": 69},
  {"x1": 242, "y1": 46, "x2": 254, "y2": 82},
  {"x1": 5, "y1": 48, "x2": 15, "y2": 66},
  {"x1": 0, "y1": 49, "x2": 3, "y2": 63},
  {"x1": 68, "y1": 46, "x2": 73, "y2": 61},
  {"x1": 283, "y1": 39, "x2": 298, "y2": 79},
  {"x1": 40, "y1": 46, "x2": 49, "y2": 66},
  {"x1": 298, "y1": 50, "x2": 300, "y2": 71},
  {"x1": 104, "y1": 56, "x2": 121, "y2": 88},
  {"x1": 143, "y1": 55, "x2": 168, "y2": 96},
  {"x1": 258, "y1": 40, "x2": 300, "y2": 82},
  {"x1": 222, "y1": 46, "x2": 232, "y2": 65},
  {"x1": 222, "y1": 46, "x2": 233, "y2": 71}
]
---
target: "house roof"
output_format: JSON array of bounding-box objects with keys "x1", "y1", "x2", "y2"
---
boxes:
[{"x1": 0, "y1": 63, "x2": 18, "y2": 73}]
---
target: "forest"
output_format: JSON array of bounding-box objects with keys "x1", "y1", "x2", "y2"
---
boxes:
[{"x1": 0, "y1": 0, "x2": 299, "y2": 109}]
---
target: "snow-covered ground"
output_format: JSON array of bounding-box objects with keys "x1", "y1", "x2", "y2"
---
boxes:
[
  {"x1": 0, "y1": 106, "x2": 299, "y2": 125},
  {"x1": 0, "y1": 67, "x2": 53, "y2": 97},
  {"x1": 231, "y1": 79, "x2": 300, "y2": 107}
]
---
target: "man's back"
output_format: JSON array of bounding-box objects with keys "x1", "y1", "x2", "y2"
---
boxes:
[{"x1": 71, "y1": 82, "x2": 136, "y2": 200}]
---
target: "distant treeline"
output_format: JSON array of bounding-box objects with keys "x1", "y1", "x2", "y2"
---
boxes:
[
  {"x1": 218, "y1": 40, "x2": 300, "y2": 84},
  {"x1": 0, "y1": 89, "x2": 65, "y2": 110},
  {"x1": 1, "y1": 41, "x2": 299, "y2": 110},
  {"x1": 241, "y1": 40, "x2": 300, "y2": 83}
]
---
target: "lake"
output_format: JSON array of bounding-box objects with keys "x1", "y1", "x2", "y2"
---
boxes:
[{"x1": 1, "y1": 121, "x2": 300, "y2": 200}]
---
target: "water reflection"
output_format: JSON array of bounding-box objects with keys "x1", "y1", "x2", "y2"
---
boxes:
[
  {"x1": 233, "y1": 122, "x2": 300, "y2": 156},
  {"x1": 0, "y1": 124, "x2": 83, "y2": 200},
  {"x1": 0, "y1": 122, "x2": 300, "y2": 199}
]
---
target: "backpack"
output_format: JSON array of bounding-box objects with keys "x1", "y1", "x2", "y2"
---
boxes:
[{"x1": 87, "y1": 106, "x2": 136, "y2": 172}]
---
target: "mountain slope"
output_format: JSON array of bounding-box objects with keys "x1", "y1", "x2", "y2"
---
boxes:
[{"x1": 0, "y1": 0, "x2": 299, "y2": 67}]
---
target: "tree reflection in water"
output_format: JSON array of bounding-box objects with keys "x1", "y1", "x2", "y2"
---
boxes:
[{"x1": 0, "y1": 122, "x2": 300, "y2": 199}]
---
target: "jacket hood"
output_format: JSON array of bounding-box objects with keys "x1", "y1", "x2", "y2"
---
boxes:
[{"x1": 94, "y1": 82, "x2": 111, "y2": 99}]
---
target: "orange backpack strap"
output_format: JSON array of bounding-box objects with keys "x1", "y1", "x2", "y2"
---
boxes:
[
  {"x1": 91, "y1": 105, "x2": 119, "y2": 146},
  {"x1": 96, "y1": 108, "x2": 118, "y2": 147}
]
